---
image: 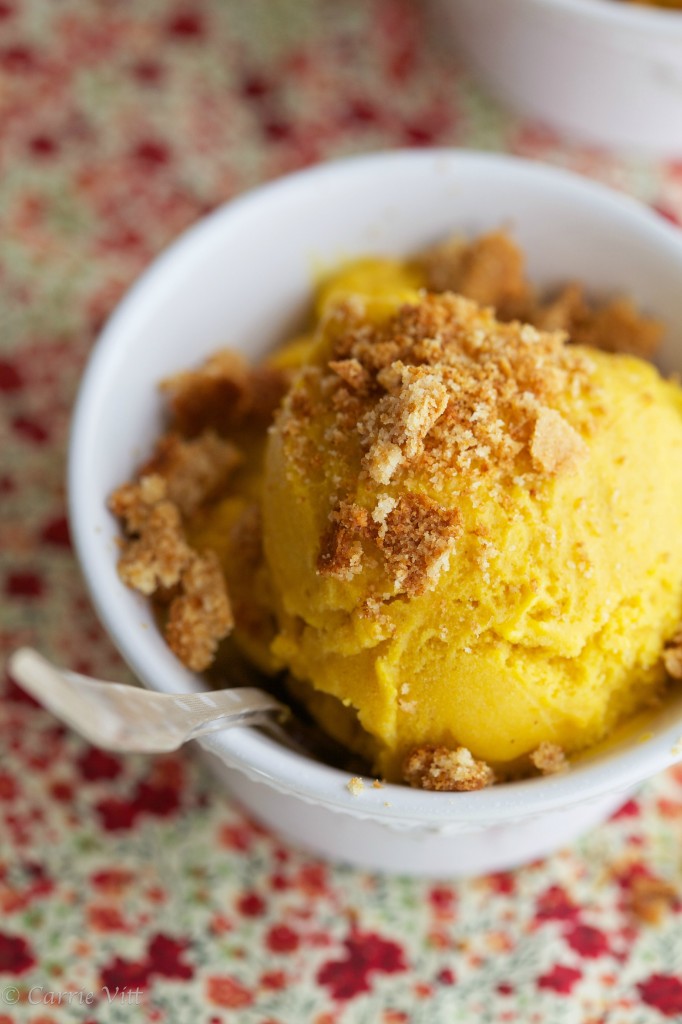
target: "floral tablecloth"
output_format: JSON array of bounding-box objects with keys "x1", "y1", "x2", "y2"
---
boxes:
[{"x1": 2, "y1": 1, "x2": 682, "y2": 1021}]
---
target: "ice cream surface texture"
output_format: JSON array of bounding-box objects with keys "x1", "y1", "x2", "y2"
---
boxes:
[{"x1": 262, "y1": 290, "x2": 682, "y2": 782}]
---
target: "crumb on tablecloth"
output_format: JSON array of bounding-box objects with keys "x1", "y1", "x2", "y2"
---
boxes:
[{"x1": 627, "y1": 875, "x2": 679, "y2": 925}]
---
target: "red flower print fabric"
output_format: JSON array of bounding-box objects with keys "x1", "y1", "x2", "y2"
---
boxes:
[{"x1": 1, "y1": 1, "x2": 682, "y2": 1021}]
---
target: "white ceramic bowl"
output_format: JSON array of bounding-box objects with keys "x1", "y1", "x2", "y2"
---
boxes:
[
  {"x1": 69, "y1": 150, "x2": 682, "y2": 877},
  {"x1": 430, "y1": 0, "x2": 682, "y2": 154}
]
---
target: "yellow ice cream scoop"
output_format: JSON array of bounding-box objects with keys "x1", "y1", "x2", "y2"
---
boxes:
[{"x1": 262, "y1": 288, "x2": 682, "y2": 782}]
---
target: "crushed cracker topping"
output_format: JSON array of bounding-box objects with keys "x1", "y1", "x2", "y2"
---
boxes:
[
  {"x1": 530, "y1": 742, "x2": 569, "y2": 776},
  {"x1": 565, "y1": 296, "x2": 663, "y2": 359},
  {"x1": 362, "y1": 365, "x2": 449, "y2": 483},
  {"x1": 415, "y1": 230, "x2": 531, "y2": 322},
  {"x1": 530, "y1": 407, "x2": 586, "y2": 475},
  {"x1": 141, "y1": 431, "x2": 242, "y2": 517},
  {"x1": 109, "y1": 475, "x2": 192, "y2": 595},
  {"x1": 327, "y1": 293, "x2": 592, "y2": 487},
  {"x1": 347, "y1": 776, "x2": 365, "y2": 796},
  {"x1": 109, "y1": 473, "x2": 234, "y2": 670},
  {"x1": 318, "y1": 493, "x2": 461, "y2": 597},
  {"x1": 165, "y1": 551, "x2": 234, "y2": 672},
  {"x1": 403, "y1": 745, "x2": 495, "y2": 792},
  {"x1": 416, "y1": 232, "x2": 662, "y2": 360},
  {"x1": 291, "y1": 292, "x2": 595, "y2": 594},
  {"x1": 378, "y1": 492, "x2": 461, "y2": 595},
  {"x1": 318, "y1": 500, "x2": 370, "y2": 582},
  {"x1": 329, "y1": 358, "x2": 371, "y2": 393},
  {"x1": 531, "y1": 282, "x2": 587, "y2": 334},
  {"x1": 109, "y1": 473, "x2": 167, "y2": 533},
  {"x1": 161, "y1": 349, "x2": 288, "y2": 437},
  {"x1": 627, "y1": 875, "x2": 679, "y2": 925}
]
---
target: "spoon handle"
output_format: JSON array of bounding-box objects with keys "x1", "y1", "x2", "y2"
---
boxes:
[{"x1": 7, "y1": 648, "x2": 288, "y2": 753}]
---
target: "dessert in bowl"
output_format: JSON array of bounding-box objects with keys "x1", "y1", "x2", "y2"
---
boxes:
[{"x1": 69, "y1": 151, "x2": 682, "y2": 876}]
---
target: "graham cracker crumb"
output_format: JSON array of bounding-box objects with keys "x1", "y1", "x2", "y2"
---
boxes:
[
  {"x1": 347, "y1": 776, "x2": 365, "y2": 796},
  {"x1": 141, "y1": 431, "x2": 242, "y2": 517},
  {"x1": 318, "y1": 500, "x2": 370, "y2": 581},
  {"x1": 372, "y1": 779, "x2": 384, "y2": 789},
  {"x1": 329, "y1": 358, "x2": 370, "y2": 393},
  {"x1": 417, "y1": 230, "x2": 662, "y2": 359},
  {"x1": 363, "y1": 366, "x2": 449, "y2": 484},
  {"x1": 403, "y1": 745, "x2": 495, "y2": 792},
  {"x1": 301, "y1": 293, "x2": 592, "y2": 598},
  {"x1": 531, "y1": 283, "x2": 588, "y2": 334},
  {"x1": 109, "y1": 475, "x2": 192, "y2": 595},
  {"x1": 318, "y1": 492, "x2": 461, "y2": 598},
  {"x1": 109, "y1": 473, "x2": 167, "y2": 533},
  {"x1": 564, "y1": 296, "x2": 663, "y2": 359},
  {"x1": 530, "y1": 408, "x2": 586, "y2": 475},
  {"x1": 109, "y1": 473, "x2": 234, "y2": 670},
  {"x1": 162, "y1": 349, "x2": 288, "y2": 437},
  {"x1": 378, "y1": 492, "x2": 461, "y2": 596},
  {"x1": 663, "y1": 628, "x2": 682, "y2": 679},
  {"x1": 166, "y1": 551, "x2": 234, "y2": 672},
  {"x1": 359, "y1": 594, "x2": 395, "y2": 631},
  {"x1": 371, "y1": 494, "x2": 398, "y2": 534},
  {"x1": 364, "y1": 440, "x2": 403, "y2": 486},
  {"x1": 415, "y1": 230, "x2": 532, "y2": 321},
  {"x1": 627, "y1": 875, "x2": 679, "y2": 925},
  {"x1": 340, "y1": 293, "x2": 590, "y2": 487},
  {"x1": 530, "y1": 742, "x2": 569, "y2": 775}
]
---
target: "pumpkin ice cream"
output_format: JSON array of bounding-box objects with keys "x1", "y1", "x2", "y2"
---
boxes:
[
  {"x1": 262, "y1": 292, "x2": 682, "y2": 783},
  {"x1": 110, "y1": 233, "x2": 682, "y2": 788}
]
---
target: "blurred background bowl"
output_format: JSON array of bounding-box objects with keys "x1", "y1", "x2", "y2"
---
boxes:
[
  {"x1": 69, "y1": 150, "x2": 682, "y2": 876},
  {"x1": 429, "y1": 0, "x2": 682, "y2": 154}
]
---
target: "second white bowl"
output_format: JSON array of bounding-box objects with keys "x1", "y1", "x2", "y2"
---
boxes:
[{"x1": 431, "y1": 0, "x2": 682, "y2": 154}]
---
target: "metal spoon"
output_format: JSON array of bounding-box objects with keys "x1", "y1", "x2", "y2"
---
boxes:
[{"x1": 7, "y1": 647, "x2": 290, "y2": 754}]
